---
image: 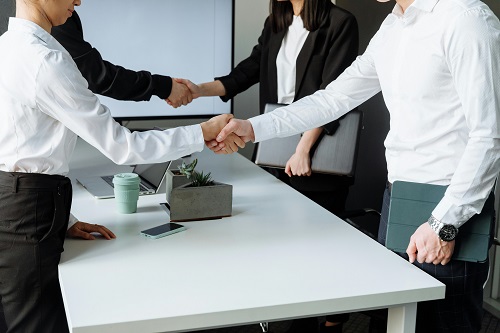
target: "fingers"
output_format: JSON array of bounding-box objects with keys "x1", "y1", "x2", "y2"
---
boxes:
[
  {"x1": 440, "y1": 256, "x2": 451, "y2": 266},
  {"x1": 406, "y1": 238, "x2": 417, "y2": 263},
  {"x1": 216, "y1": 119, "x2": 255, "y2": 143},
  {"x1": 406, "y1": 223, "x2": 455, "y2": 266},
  {"x1": 166, "y1": 79, "x2": 193, "y2": 108},
  {"x1": 212, "y1": 134, "x2": 244, "y2": 154},
  {"x1": 175, "y1": 78, "x2": 201, "y2": 99},
  {"x1": 232, "y1": 134, "x2": 246, "y2": 148},
  {"x1": 285, "y1": 163, "x2": 292, "y2": 177},
  {"x1": 225, "y1": 133, "x2": 245, "y2": 151},
  {"x1": 201, "y1": 114, "x2": 234, "y2": 141},
  {"x1": 284, "y1": 153, "x2": 312, "y2": 177},
  {"x1": 216, "y1": 122, "x2": 236, "y2": 142},
  {"x1": 92, "y1": 224, "x2": 116, "y2": 240},
  {"x1": 206, "y1": 140, "x2": 226, "y2": 153},
  {"x1": 66, "y1": 221, "x2": 116, "y2": 240},
  {"x1": 67, "y1": 226, "x2": 95, "y2": 240}
]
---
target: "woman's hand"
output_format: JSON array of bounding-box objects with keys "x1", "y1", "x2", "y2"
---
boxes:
[
  {"x1": 285, "y1": 151, "x2": 312, "y2": 177},
  {"x1": 66, "y1": 221, "x2": 116, "y2": 240}
]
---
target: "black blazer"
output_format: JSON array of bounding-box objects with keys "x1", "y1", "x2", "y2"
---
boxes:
[
  {"x1": 217, "y1": 3, "x2": 359, "y2": 191},
  {"x1": 217, "y1": 3, "x2": 358, "y2": 133},
  {"x1": 52, "y1": 12, "x2": 171, "y2": 101}
]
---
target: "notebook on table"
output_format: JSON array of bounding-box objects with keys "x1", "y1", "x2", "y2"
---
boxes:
[
  {"x1": 254, "y1": 103, "x2": 362, "y2": 176},
  {"x1": 386, "y1": 180, "x2": 496, "y2": 263},
  {"x1": 77, "y1": 161, "x2": 171, "y2": 199}
]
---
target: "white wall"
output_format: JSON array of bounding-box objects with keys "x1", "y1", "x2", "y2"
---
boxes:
[{"x1": 125, "y1": 0, "x2": 269, "y2": 160}]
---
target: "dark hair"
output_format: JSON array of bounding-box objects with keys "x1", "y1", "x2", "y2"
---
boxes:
[{"x1": 269, "y1": 0, "x2": 329, "y2": 33}]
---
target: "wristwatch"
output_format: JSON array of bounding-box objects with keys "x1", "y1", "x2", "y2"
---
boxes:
[{"x1": 427, "y1": 216, "x2": 458, "y2": 242}]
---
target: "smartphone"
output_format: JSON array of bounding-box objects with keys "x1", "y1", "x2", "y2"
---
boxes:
[{"x1": 140, "y1": 223, "x2": 186, "y2": 239}]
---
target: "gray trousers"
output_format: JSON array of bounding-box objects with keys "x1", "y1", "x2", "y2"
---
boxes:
[{"x1": 0, "y1": 171, "x2": 72, "y2": 333}]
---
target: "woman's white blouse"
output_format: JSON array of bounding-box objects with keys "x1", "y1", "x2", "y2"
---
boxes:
[{"x1": 276, "y1": 15, "x2": 309, "y2": 104}]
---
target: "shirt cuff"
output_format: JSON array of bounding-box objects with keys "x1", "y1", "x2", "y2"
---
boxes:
[
  {"x1": 190, "y1": 124, "x2": 207, "y2": 149},
  {"x1": 152, "y1": 75, "x2": 172, "y2": 100},
  {"x1": 249, "y1": 113, "x2": 278, "y2": 143},
  {"x1": 67, "y1": 213, "x2": 78, "y2": 229},
  {"x1": 431, "y1": 195, "x2": 476, "y2": 228}
]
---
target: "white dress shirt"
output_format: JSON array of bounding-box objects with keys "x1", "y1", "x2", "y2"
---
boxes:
[
  {"x1": 250, "y1": 0, "x2": 500, "y2": 228},
  {"x1": 0, "y1": 18, "x2": 204, "y2": 175},
  {"x1": 0, "y1": 18, "x2": 205, "y2": 225},
  {"x1": 276, "y1": 15, "x2": 309, "y2": 104}
]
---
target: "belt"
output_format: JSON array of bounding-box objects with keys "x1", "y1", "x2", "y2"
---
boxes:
[{"x1": 0, "y1": 171, "x2": 70, "y2": 193}]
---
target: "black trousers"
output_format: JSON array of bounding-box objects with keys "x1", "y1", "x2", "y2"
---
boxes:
[
  {"x1": 0, "y1": 171, "x2": 72, "y2": 333},
  {"x1": 377, "y1": 185, "x2": 489, "y2": 333}
]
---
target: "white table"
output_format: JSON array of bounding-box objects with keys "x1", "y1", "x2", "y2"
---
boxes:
[{"x1": 59, "y1": 139, "x2": 445, "y2": 333}]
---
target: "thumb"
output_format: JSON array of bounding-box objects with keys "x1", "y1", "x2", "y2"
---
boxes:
[
  {"x1": 285, "y1": 161, "x2": 292, "y2": 177},
  {"x1": 406, "y1": 239, "x2": 417, "y2": 263},
  {"x1": 216, "y1": 121, "x2": 237, "y2": 142}
]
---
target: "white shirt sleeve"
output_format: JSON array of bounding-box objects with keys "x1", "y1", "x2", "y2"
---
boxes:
[
  {"x1": 431, "y1": 9, "x2": 500, "y2": 226},
  {"x1": 250, "y1": 34, "x2": 382, "y2": 143},
  {"x1": 35, "y1": 51, "x2": 205, "y2": 166}
]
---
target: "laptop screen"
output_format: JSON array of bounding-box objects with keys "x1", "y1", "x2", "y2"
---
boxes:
[{"x1": 133, "y1": 162, "x2": 171, "y2": 188}]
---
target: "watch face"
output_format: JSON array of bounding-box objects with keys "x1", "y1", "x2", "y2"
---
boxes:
[{"x1": 439, "y1": 224, "x2": 458, "y2": 242}]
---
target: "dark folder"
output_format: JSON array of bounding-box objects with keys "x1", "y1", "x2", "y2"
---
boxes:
[
  {"x1": 386, "y1": 181, "x2": 495, "y2": 263},
  {"x1": 254, "y1": 104, "x2": 362, "y2": 176}
]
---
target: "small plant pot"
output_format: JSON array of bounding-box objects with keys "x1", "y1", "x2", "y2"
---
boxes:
[
  {"x1": 165, "y1": 169, "x2": 192, "y2": 202},
  {"x1": 169, "y1": 182, "x2": 232, "y2": 222}
]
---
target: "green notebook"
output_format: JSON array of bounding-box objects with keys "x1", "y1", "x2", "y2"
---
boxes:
[{"x1": 386, "y1": 181, "x2": 495, "y2": 263}]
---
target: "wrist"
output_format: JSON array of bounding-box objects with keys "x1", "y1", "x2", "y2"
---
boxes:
[
  {"x1": 200, "y1": 122, "x2": 214, "y2": 141},
  {"x1": 427, "y1": 215, "x2": 458, "y2": 241},
  {"x1": 198, "y1": 83, "x2": 210, "y2": 97},
  {"x1": 295, "y1": 145, "x2": 311, "y2": 155}
]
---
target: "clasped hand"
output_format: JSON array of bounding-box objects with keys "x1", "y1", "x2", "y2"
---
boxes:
[
  {"x1": 201, "y1": 114, "x2": 246, "y2": 154},
  {"x1": 204, "y1": 117, "x2": 255, "y2": 154},
  {"x1": 406, "y1": 222, "x2": 455, "y2": 265}
]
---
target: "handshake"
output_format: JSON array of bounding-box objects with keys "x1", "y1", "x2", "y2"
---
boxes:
[
  {"x1": 168, "y1": 77, "x2": 255, "y2": 155},
  {"x1": 200, "y1": 114, "x2": 255, "y2": 155},
  {"x1": 165, "y1": 78, "x2": 220, "y2": 108}
]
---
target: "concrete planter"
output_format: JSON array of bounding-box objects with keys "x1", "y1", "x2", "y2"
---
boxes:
[
  {"x1": 165, "y1": 169, "x2": 192, "y2": 203},
  {"x1": 169, "y1": 182, "x2": 233, "y2": 222}
]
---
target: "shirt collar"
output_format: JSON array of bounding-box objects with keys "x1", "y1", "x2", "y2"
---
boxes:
[
  {"x1": 8, "y1": 17, "x2": 52, "y2": 44},
  {"x1": 392, "y1": 0, "x2": 439, "y2": 16}
]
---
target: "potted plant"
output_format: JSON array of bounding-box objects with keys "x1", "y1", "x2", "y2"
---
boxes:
[
  {"x1": 168, "y1": 159, "x2": 232, "y2": 222},
  {"x1": 165, "y1": 161, "x2": 193, "y2": 203}
]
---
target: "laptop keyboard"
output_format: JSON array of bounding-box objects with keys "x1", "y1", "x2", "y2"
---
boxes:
[{"x1": 101, "y1": 175, "x2": 152, "y2": 192}]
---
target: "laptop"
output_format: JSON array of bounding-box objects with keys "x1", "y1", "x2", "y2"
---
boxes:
[
  {"x1": 255, "y1": 104, "x2": 362, "y2": 176},
  {"x1": 77, "y1": 161, "x2": 171, "y2": 199}
]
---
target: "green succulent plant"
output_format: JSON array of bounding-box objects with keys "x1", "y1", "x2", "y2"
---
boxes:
[{"x1": 178, "y1": 159, "x2": 214, "y2": 187}]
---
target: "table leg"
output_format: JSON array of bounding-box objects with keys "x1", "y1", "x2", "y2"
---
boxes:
[{"x1": 386, "y1": 302, "x2": 417, "y2": 333}]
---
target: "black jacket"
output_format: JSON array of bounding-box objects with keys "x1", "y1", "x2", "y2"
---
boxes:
[
  {"x1": 52, "y1": 11, "x2": 171, "y2": 101},
  {"x1": 217, "y1": 3, "x2": 359, "y2": 192}
]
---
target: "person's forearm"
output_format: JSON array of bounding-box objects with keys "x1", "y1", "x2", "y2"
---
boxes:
[
  {"x1": 198, "y1": 80, "x2": 226, "y2": 97},
  {"x1": 295, "y1": 128, "x2": 323, "y2": 153}
]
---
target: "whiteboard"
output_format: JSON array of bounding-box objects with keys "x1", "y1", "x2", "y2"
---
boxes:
[{"x1": 76, "y1": 0, "x2": 233, "y2": 120}]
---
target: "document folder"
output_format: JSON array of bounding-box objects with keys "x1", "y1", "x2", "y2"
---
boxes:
[{"x1": 386, "y1": 181, "x2": 495, "y2": 263}]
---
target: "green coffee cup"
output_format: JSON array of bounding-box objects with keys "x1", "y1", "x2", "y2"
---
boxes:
[{"x1": 113, "y1": 173, "x2": 140, "y2": 214}]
